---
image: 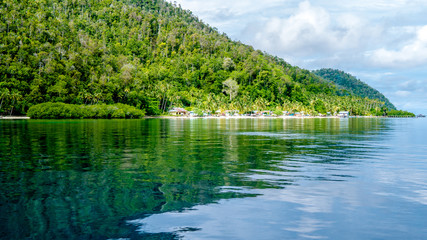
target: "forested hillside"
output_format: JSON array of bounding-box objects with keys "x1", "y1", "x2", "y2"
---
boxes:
[
  {"x1": 1, "y1": 0, "x2": 391, "y2": 116},
  {"x1": 313, "y1": 69, "x2": 396, "y2": 110}
]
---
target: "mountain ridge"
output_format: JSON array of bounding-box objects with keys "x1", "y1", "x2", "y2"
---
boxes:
[{"x1": 313, "y1": 68, "x2": 396, "y2": 110}]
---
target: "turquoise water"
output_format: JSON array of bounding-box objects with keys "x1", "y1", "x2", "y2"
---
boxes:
[{"x1": 1, "y1": 118, "x2": 426, "y2": 239}]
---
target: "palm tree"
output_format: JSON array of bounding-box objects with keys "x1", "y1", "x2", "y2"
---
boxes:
[
  {"x1": 9, "y1": 90, "x2": 22, "y2": 116},
  {"x1": 253, "y1": 98, "x2": 268, "y2": 111},
  {"x1": 93, "y1": 92, "x2": 103, "y2": 104},
  {"x1": 77, "y1": 91, "x2": 85, "y2": 104},
  {"x1": 204, "y1": 93, "x2": 216, "y2": 113},
  {"x1": 0, "y1": 88, "x2": 10, "y2": 114},
  {"x1": 84, "y1": 91, "x2": 93, "y2": 105}
]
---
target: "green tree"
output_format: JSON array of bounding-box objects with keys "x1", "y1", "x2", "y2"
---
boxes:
[
  {"x1": 0, "y1": 88, "x2": 10, "y2": 114},
  {"x1": 222, "y1": 78, "x2": 239, "y2": 101},
  {"x1": 222, "y1": 57, "x2": 235, "y2": 71},
  {"x1": 47, "y1": 80, "x2": 68, "y2": 100},
  {"x1": 313, "y1": 99, "x2": 327, "y2": 114},
  {"x1": 9, "y1": 90, "x2": 22, "y2": 116}
]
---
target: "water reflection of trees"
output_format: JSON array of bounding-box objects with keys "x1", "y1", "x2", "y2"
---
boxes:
[{"x1": 0, "y1": 118, "x2": 389, "y2": 239}]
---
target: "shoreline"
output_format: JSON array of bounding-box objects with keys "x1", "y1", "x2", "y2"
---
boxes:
[
  {"x1": 145, "y1": 115, "x2": 390, "y2": 119},
  {"x1": 0, "y1": 116, "x2": 31, "y2": 120},
  {"x1": 1, "y1": 115, "x2": 417, "y2": 120}
]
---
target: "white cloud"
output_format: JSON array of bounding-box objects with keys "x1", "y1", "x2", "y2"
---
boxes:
[
  {"x1": 368, "y1": 25, "x2": 427, "y2": 68},
  {"x1": 341, "y1": 0, "x2": 410, "y2": 10},
  {"x1": 395, "y1": 90, "x2": 411, "y2": 97},
  {"x1": 248, "y1": 1, "x2": 382, "y2": 60},
  {"x1": 254, "y1": 2, "x2": 332, "y2": 54},
  {"x1": 171, "y1": 0, "x2": 290, "y2": 40}
]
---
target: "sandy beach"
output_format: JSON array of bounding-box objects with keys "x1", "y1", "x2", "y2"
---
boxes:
[
  {"x1": 0, "y1": 116, "x2": 31, "y2": 120},
  {"x1": 143, "y1": 115, "x2": 377, "y2": 119}
]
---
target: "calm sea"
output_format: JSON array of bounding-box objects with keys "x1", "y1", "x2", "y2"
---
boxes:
[{"x1": 1, "y1": 118, "x2": 426, "y2": 239}]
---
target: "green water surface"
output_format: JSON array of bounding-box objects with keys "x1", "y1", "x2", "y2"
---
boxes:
[{"x1": 1, "y1": 118, "x2": 426, "y2": 239}]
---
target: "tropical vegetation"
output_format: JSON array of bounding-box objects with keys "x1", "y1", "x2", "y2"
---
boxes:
[
  {"x1": 313, "y1": 69, "x2": 396, "y2": 110},
  {"x1": 0, "y1": 0, "x2": 411, "y2": 117},
  {"x1": 27, "y1": 102, "x2": 145, "y2": 119},
  {"x1": 387, "y1": 109, "x2": 415, "y2": 117}
]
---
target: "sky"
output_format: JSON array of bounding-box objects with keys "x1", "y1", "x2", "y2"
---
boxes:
[{"x1": 169, "y1": 0, "x2": 427, "y2": 114}]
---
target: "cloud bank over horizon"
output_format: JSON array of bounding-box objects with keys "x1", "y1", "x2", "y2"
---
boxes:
[{"x1": 170, "y1": 0, "x2": 427, "y2": 113}]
